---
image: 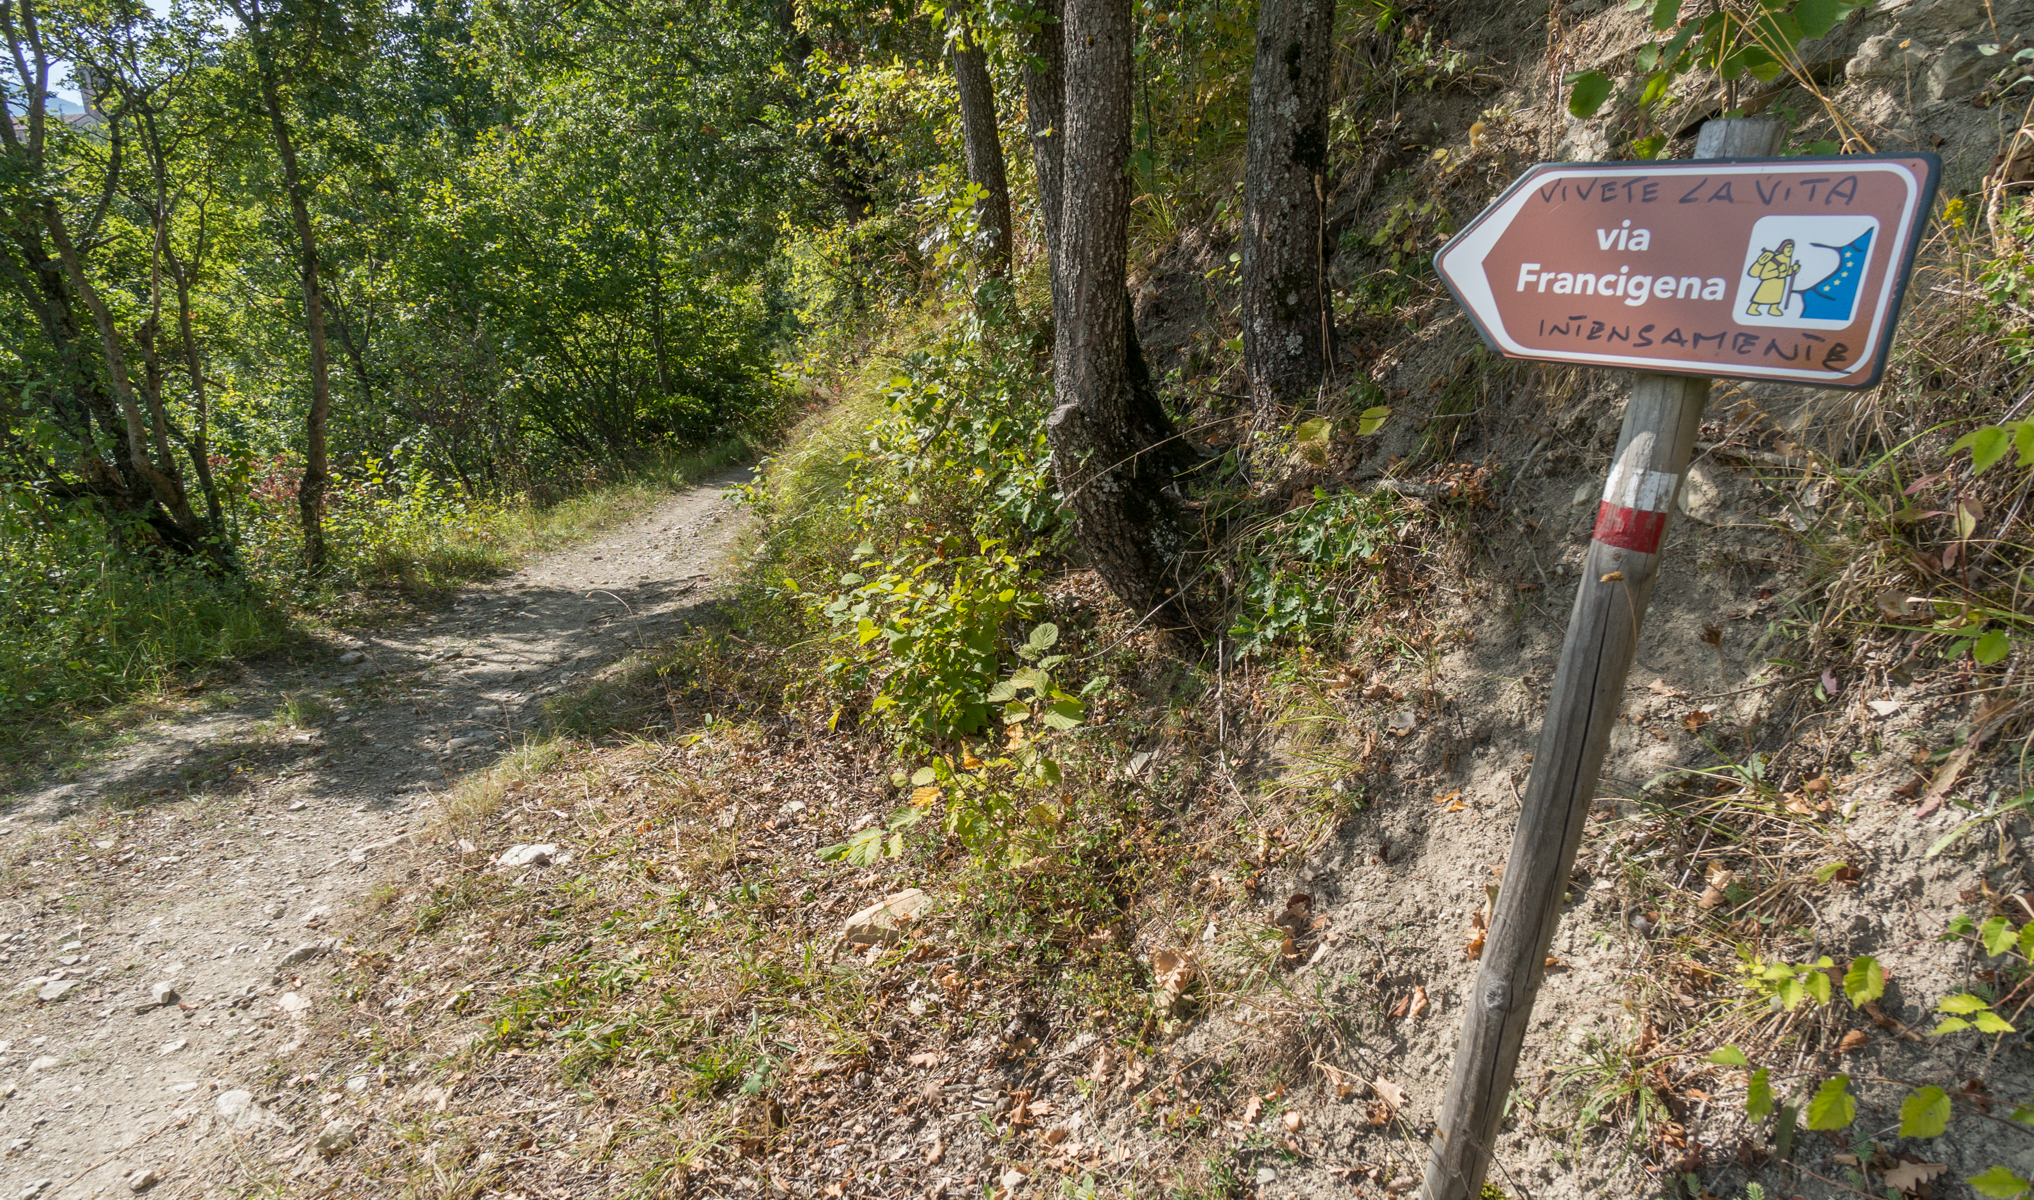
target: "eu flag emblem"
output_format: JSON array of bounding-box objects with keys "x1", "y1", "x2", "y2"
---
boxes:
[{"x1": 1797, "y1": 229, "x2": 1874, "y2": 322}]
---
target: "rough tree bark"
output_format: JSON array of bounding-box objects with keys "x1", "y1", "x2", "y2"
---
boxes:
[
  {"x1": 1241, "y1": 0, "x2": 1335, "y2": 454},
  {"x1": 950, "y1": 19, "x2": 1013, "y2": 277},
  {"x1": 233, "y1": 0, "x2": 333, "y2": 573},
  {"x1": 1046, "y1": 0, "x2": 1205, "y2": 645},
  {"x1": 1021, "y1": 0, "x2": 1064, "y2": 270}
]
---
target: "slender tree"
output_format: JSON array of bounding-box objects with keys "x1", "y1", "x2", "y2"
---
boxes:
[
  {"x1": 949, "y1": 17, "x2": 1012, "y2": 277},
  {"x1": 1020, "y1": 0, "x2": 1063, "y2": 270},
  {"x1": 228, "y1": 0, "x2": 335, "y2": 573},
  {"x1": 1240, "y1": 0, "x2": 1335, "y2": 460},
  {"x1": 1045, "y1": 0, "x2": 1204, "y2": 645}
]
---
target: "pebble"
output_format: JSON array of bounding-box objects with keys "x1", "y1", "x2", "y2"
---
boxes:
[
  {"x1": 124, "y1": 1167, "x2": 158, "y2": 1193},
  {"x1": 277, "y1": 941, "x2": 330, "y2": 971},
  {"x1": 497, "y1": 843, "x2": 557, "y2": 868},
  {"x1": 158, "y1": 1039, "x2": 186, "y2": 1055},
  {"x1": 20, "y1": 1179, "x2": 51, "y2": 1198},
  {"x1": 26, "y1": 1055, "x2": 57, "y2": 1072},
  {"x1": 150, "y1": 981, "x2": 179, "y2": 1007},
  {"x1": 215, "y1": 1088, "x2": 282, "y2": 1132},
  {"x1": 301, "y1": 906, "x2": 331, "y2": 928},
  {"x1": 337, "y1": 651, "x2": 366, "y2": 665},
  {"x1": 36, "y1": 979, "x2": 80, "y2": 1002},
  {"x1": 315, "y1": 1117, "x2": 358, "y2": 1156},
  {"x1": 264, "y1": 901, "x2": 287, "y2": 921}
]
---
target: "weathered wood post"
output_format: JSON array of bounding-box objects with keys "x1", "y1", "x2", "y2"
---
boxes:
[{"x1": 1418, "y1": 116, "x2": 1785, "y2": 1200}]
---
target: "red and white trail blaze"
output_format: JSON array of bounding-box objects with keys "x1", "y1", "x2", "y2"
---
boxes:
[{"x1": 1591, "y1": 431, "x2": 1678, "y2": 555}]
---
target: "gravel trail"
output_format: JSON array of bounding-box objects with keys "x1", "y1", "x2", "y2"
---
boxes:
[{"x1": 0, "y1": 469, "x2": 750, "y2": 1199}]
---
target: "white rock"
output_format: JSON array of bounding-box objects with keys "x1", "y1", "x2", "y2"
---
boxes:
[
  {"x1": 337, "y1": 651, "x2": 366, "y2": 666},
  {"x1": 1868, "y1": 699, "x2": 1902, "y2": 717},
  {"x1": 215, "y1": 1089, "x2": 283, "y2": 1132},
  {"x1": 497, "y1": 843, "x2": 557, "y2": 868},
  {"x1": 26, "y1": 1055, "x2": 57, "y2": 1072},
  {"x1": 151, "y1": 981, "x2": 179, "y2": 1007},
  {"x1": 277, "y1": 941, "x2": 330, "y2": 972},
  {"x1": 36, "y1": 979, "x2": 80, "y2": 1002},
  {"x1": 277, "y1": 992, "x2": 311, "y2": 1019},
  {"x1": 124, "y1": 1167, "x2": 158, "y2": 1192},
  {"x1": 20, "y1": 1179, "x2": 51, "y2": 1198},
  {"x1": 158, "y1": 1039, "x2": 187, "y2": 1055},
  {"x1": 345, "y1": 1075, "x2": 370, "y2": 1093},
  {"x1": 315, "y1": 1118, "x2": 358, "y2": 1157},
  {"x1": 264, "y1": 901, "x2": 287, "y2": 920},
  {"x1": 840, "y1": 889, "x2": 932, "y2": 949},
  {"x1": 300, "y1": 906, "x2": 331, "y2": 928}
]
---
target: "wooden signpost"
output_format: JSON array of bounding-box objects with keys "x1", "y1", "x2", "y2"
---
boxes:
[{"x1": 1418, "y1": 121, "x2": 1940, "y2": 1200}]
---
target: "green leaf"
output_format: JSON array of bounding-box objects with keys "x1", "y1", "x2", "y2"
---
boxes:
[
  {"x1": 1900, "y1": 1086, "x2": 1952, "y2": 1137},
  {"x1": 1952, "y1": 426, "x2": 2015, "y2": 473},
  {"x1": 2018, "y1": 923, "x2": 2034, "y2": 959},
  {"x1": 1357, "y1": 405, "x2": 1391, "y2": 436},
  {"x1": 1939, "y1": 993, "x2": 1992, "y2": 1014},
  {"x1": 1042, "y1": 698, "x2": 1084, "y2": 731},
  {"x1": 2015, "y1": 421, "x2": 2034, "y2": 466},
  {"x1": 1804, "y1": 969, "x2": 1831, "y2": 1007},
  {"x1": 1707, "y1": 1044, "x2": 1750, "y2": 1067},
  {"x1": 1794, "y1": 0, "x2": 1844, "y2": 39},
  {"x1": 986, "y1": 680, "x2": 1018, "y2": 703},
  {"x1": 1976, "y1": 1011, "x2": 2018, "y2": 1033},
  {"x1": 1946, "y1": 914, "x2": 1977, "y2": 938},
  {"x1": 1975, "y1": 628, "x2": 2012, "y2": 665},
  {"x1": 1983, "y1": 916, "x2": 2019, "y2": 956},
  {"x1": 1648, "y1": 0, "x2": 1679, "y2": 29},
  {"x1": 1932, "y1": 1017, "x2": 1972, "y2": 1034},
  {"x1": 1804, "y1": 1075, "x2": 1856, "y2": 1130},
  {"x1": 1813, "y1": 862, "x2": 1851, "y2": 883},
  {"x1": 1842, "y1": 956, "x2": 1885, "y2": 1005},
  {"x1": 911, "y1": 766, "x2": 938, "y2": 787},
  {"x1": 1295, "y1": 417, "x2": 1332, "y2": 445},
  {"x1": 1968, "y1": 1166, "x2": 2033, "y2": 1198},
  {"x1": 817, "y1": 842, "x2": 849, "y2": 862},
  {"x1": 1747, "y1": 1067, "x2": 1775, "y2": 1118},
  {"x1": 1774, "y1": 1101, "x2": 1798, "y2": 1160},
  {"x1": 1027, "y1": 622, "x2": 1060, "y2": 651},
  {"x1": 1567, "y1": 70, "x2": 1614, "y2": 118}
]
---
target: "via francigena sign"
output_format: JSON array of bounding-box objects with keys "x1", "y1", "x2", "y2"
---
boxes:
[{"x1": 1434, "y1": 155, "x2": 1939, "y2": 390}]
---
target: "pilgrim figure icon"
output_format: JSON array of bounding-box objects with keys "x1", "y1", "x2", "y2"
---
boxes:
[
  {"x1": 1732, "y1": 215, "x2": 1882, "y2": 329},
  {"x1": 1743, "y1": 240, "x2": 1800, "y2": 316}
]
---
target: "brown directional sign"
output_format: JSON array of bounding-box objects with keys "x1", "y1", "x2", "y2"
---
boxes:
[{"x1": 1434, "y1": 154, "x2": 1939, "y2": 390}]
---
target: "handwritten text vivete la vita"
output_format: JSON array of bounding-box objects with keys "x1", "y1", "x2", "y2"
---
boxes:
[{"x1": 1502, "y1": 172, "x2": 1873, "y2": 372}]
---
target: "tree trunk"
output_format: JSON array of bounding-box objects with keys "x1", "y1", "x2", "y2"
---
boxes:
[
  {"x1": 1021, "y1": 0, "x2": 1065, "y2": 271},
  {"x1": 951, "y1": 20, "x2": 1013, "y2": 277},
  {"x1": 1241, "y1": 0, "x2": 1335, "y2": 457},
  {"x1": 1046, "y1": 0, "x2": 1206, "y2": 647},
  {"x1": 235, "y1": 0, "x2": 333, "y2": 574}
]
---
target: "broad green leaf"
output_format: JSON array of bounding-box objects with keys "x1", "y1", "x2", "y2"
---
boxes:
[
  {"x1": 1357, "y1": 405, "x2": 1391, "y2": 435},
  {"x1": 1933, "y1": 1017, "x2": 1972, "y2": 1034},
  {"x1": 1842, "y1": 956, "x2": 1884, "y2": 1005},
  {"x1": 1774, "y1": 1101, "x2": 1798, "y2": 1159},
  {"x1": 1042, "y1": 698, "x2": 1084, "y2": 731},
  {"x1": 986, "y1": 680, "x2": 1018, "y2": 703},
  {"x1": 1952, "y1": 426, "x2": 2015, "y2": 473},
  {"x1": 2017, "y1": 421, "x2": 2034, "y2": 466},
  {"x1": 1968, "y1": 1166, "x2": 2033, "y2": 1198},
  {"x1": 1983, "y1": 916, "x2": 2019, "y2": 956},
  {"x1": 1794, "y1": 0, "x2": 1844, "y2": 38},
  {"x1": 1707, "y1": 1044, "x2": 1750, "y2": 1067},
  {"x1": 1746, "y1": 1067, "x2": 1775, "y2": 1118},
  {"x1": 1295, "y1": 417, "x2": 1332, "y2": 445},
  {"x1": 1947, "y1": 914, "x2": 1977, "y2": 938},
  {"x1": 911, "y1": 766, "x2": 938, "y2": 787},
  {"x1": 1939, "y1": 993, "x2": 1992, "y2": 1014},
  {"x1": 1975, "y1": 1011, "x2": 2017, "y2": 1033},
  {"x1": 1027, "y1": 622, "x2": 1060, "y2": 650},
  {"x1": 1648, "y1": 0, "x2": 1679, "y2": 29},
  {"x1": 1779, "y1": 975, "x2": 1806, "y2": 1010},
  {"x1": 1975, "y1": 628, "x2": 2012, "y2": 665},
  {"x1": 1804, "y1": 970, "x2": 1831, "y2": 1006},
  {"x1": 2019, "y1": 923, "x2": 2034, "y2": 959},
  {"x1": 1567, "y1": 70, "x2": 1614, "y2": 117},
  {"x1": 1804, "y1": 1075, "x2": 1855, "y2": 1130},
  {"x1": 1900, "y1": 1086, "x2": 1952, "y2": 1137}
]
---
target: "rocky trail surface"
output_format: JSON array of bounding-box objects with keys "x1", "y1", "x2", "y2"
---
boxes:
[{"x1": 0, "y1": 469, "x2": 752, "y2": 1200}]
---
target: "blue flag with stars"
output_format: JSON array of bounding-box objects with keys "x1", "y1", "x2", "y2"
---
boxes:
[{"x1": 1797, "y1": 229, "x2": 1873, "y2": 321}]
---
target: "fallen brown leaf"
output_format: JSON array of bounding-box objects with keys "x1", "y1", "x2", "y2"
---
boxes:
[
  {"x1": 1371, "y1": 1077, "x2": 1406, "y2": 1110},
  {"x1": 1240, "y1": 1094, "x2": 1263, "y2": 1125},
  {"x1": 907, "y1": 1051, "x2": 944, "y2": 1067},
  {"x1": 1682, "y1": 710, "x2": 1711, "y2": 732},
  {"x1": 1407, "y1": 985, "x2": 1429, "y2": 1020},
  {"x1": 1838, "y1": 1030, "x2": 1869, "y2": 1053},
  {"x1": 1882, "y1": 1161, "x2": 1948, "y2": 1192},
  {"x1": 1386, "y1": 992, "x2": 1411, "y2": 1020},
  {"x1": 1282, "y1": 1111, "x2": 1303, "y2": 1132},
  {"x1": 1463, "y1": 927, "x2": 1485, "y2": 960}
]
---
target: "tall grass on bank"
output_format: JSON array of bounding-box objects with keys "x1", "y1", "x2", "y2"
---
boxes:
[{"x1": 0, "y1": 435, "x2": 762, "y2": 741}]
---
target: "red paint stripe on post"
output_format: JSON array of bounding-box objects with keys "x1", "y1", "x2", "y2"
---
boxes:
[{"x1": 1592, "y1": 503, "x2": 1669, "y2": 554}]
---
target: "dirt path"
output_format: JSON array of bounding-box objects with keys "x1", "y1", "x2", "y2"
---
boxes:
[{"x1": 0, "y1": 469, "x2": 752, "y2": 1200}]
